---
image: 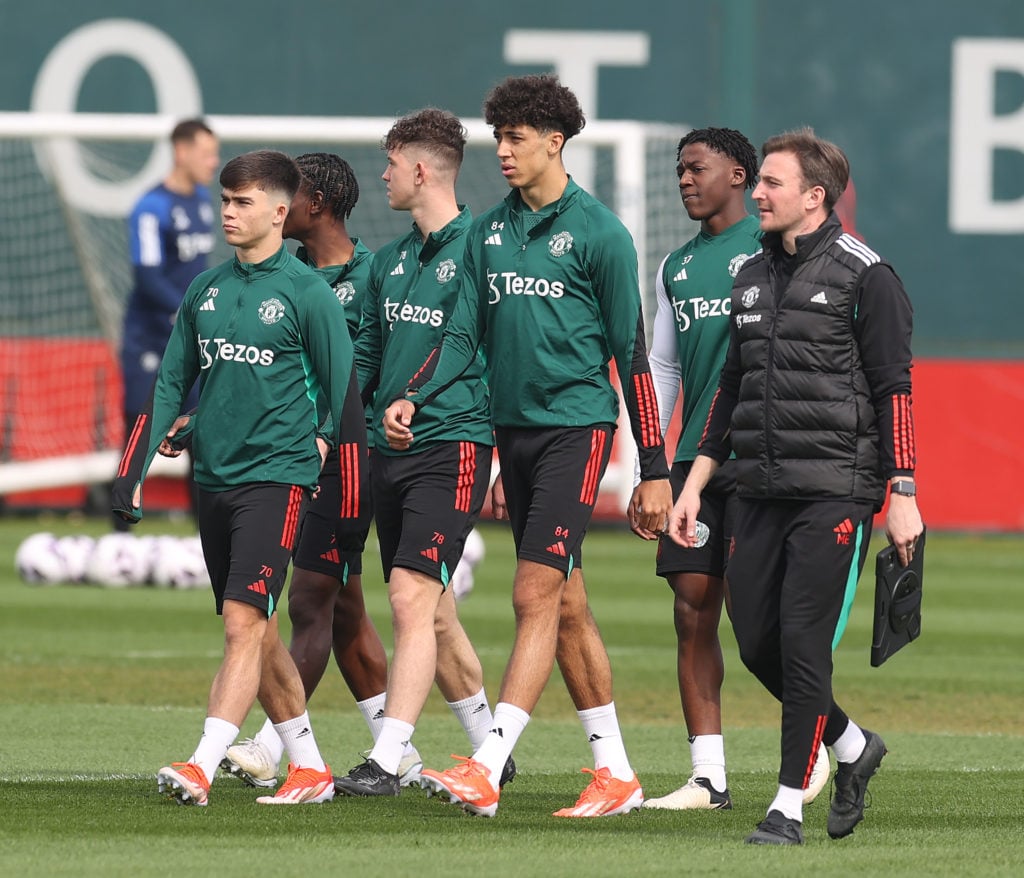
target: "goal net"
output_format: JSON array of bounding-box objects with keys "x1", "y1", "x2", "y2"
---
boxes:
[{"x1": 0, "y1": 112, "x2": 696, "y2": 512}]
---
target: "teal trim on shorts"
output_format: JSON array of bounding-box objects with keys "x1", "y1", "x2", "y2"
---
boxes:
[
  {"x1": 341, "y1": 561, "x2": 350, "y2": 587},
  {"x1": 440, "y1": 560, "x2": 450, "y2": 590},
  {"x1": 267, "y1": 593, "x2": 276, "y2": 618},
  {"x1": 832, "y1": 521, "x2": 864, "y2": 651}
]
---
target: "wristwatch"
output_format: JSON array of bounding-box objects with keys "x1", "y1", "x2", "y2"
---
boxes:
[{"x1": 890, "y1": 479, "x2": 916, "y2": 497}]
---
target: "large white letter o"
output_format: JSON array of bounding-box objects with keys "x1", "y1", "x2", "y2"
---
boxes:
[{"x1": 30, "y1": 18, "x2": 202, "y2": 216}]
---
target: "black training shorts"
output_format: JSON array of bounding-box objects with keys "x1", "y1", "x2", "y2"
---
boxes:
[
  {"x1": 372, "y1": 441, "x2": 491, "y2": 586},
  {"x1": 198, "y1": 483, "x2": 306, "y2": 616}
]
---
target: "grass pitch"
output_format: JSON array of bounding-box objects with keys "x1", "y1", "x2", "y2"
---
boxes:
[{"x1": 0, "y1": 515, "x2": 1021, "y2": 877}]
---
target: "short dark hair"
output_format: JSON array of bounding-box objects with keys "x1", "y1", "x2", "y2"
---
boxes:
[
  {"x1": 170, "y1": 118, "x2": 214, "y2": 144},
  {"x1": 219, "y1": 150, "x2": 301, "y2": 201},
  {"x1": 483, "y1": 74, "x2": 586, "y2": 140},
  {"x1": 295, "y1": 152, "x2": 359, "y2": 220},
  {"x1": 382, "y1": 108, "x2": 466, "y2": 173},
  {"x1": 762, "y1": 127, "x2": 850, "y2": 211},
  {"x1": 677, "y1": 127, "x2": 759, "y2": 190}
]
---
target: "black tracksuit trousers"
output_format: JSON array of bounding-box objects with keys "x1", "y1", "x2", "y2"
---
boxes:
[{"x1": 727, "y1": 497, "x2": 874, "y2": 789}]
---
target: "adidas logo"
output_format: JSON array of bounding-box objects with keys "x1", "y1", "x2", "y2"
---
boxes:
[
  {"x1": 672, "y1": 268, "x2": 688, "y2": 281},
  {"x1": 320, "y1": 548, "x2": 340, "y2": 564},
  {"x1": 247, "y1": 579, "x2": 268, "y2": 595},
  {"x1": 199, "y1": 299, "x2": 216, "y2": 311},
  {"x1": 811, "y1": 291, "x2": 828, "y2": 304},
  {"x1": 587, "y1": 733, "x2": 603, "y2": 742},
  {"x1": 833, "y1": 518, "x2": 854, "y2": 545},
  {"x1": 389, "y1": 263, "x2": 405, "y2": 276},
  {"x1": 546, "y1": 541, "x2": 567, "y2": 557},
  {"x1": 489, "y1": 727, "x2": 504, "y2": 738},
  {"x1": 472, "y1": 703, "x2": 488, "y2": 714},
  {"x1": 372, "y1": 709, "x2": 385, "y2": 720},
  {"x1": 420, "y1": 546, "x2": 439, "y2": 562},
  {"x1": 295, "y1": 726, "x2": 311, "y2": 738},
  {"x1": 484, "y1": 233, "x2": 502, "y2": 245}
]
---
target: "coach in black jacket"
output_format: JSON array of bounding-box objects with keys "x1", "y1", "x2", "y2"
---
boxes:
[{"x1": 668, "y1": 128, "x2": 923, "y2": 846}]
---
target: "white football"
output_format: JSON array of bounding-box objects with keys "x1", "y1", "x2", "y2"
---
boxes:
[
  {"x1": 451, "y1": 528, "x2": 485, "y2": 602},
  {"x1": 15, "y1": 532, "x2": 66, "y2": 584},
  {"x1": 461, "y1": 528, "x2": 486, "y2": 568},
  {"x1": 54, "y1": 535, "x2": 97, "y2": 583},
  {"x1": 178, "y1": 535, "x2": 211, "y2": 590},
  {"x1": 150, "y1": 536, "x2": 187, "y2": 588},
  {"x1": 87, "y1": 533, "x2": 151, "y2": 587}
]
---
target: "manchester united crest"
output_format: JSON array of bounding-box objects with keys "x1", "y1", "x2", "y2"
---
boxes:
[
  {"x1": 740, "y1": 286, "x2": 760, "y2": 309},
  {"x1": 729, "y1": 253, "x2": 753, "y2": 278},
  {"x1": 333, "y1": 281, "x2": 356, "y2": 307},
  {"x1": 258, "y1": 297, "x2": 286, "y2": 324},
  {"x1": 436, "y1": 258, "x2": 457, "y2": 283},
  {"x1": 548, "y1": 231, "x2": 573, "y2": 258}
]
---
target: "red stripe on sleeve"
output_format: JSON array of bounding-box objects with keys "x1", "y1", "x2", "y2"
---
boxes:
[
  {"x1": 338, "y1": 442, "x2": 359, "y2": 519},
  {"x1": 117, "y1": 414, "x2": 147, "y2": 477},
  {"x1": 699, "y1": 388, "x2": 721, "y2": 446},
  {"x1": 632, "y1": 372, "x2": 660, "y2": 448},
  {"x1": 892, "y1": 393, "x2": 916, "y2": 471}
]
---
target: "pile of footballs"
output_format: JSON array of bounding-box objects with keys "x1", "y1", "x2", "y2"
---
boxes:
[{"x1": 15, "y1": 532, "x2": 210, "y2": 589}]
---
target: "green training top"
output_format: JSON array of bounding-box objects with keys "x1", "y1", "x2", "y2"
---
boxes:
[
  {"x1": 406, "y1": 180, "x2": 668, "y2": 480},
  {"x1": 660, "y1": 214, "x2": 761, "y2": 461},
  {"x1": 112, "y1": 244, "x2": 353, "y2": 519},
  {"x1": 297, "y1": 237, "x2": 373, "y2": 340},
  {"x1": 353, "y1": 206, "x2": 492, "y2": 455}
]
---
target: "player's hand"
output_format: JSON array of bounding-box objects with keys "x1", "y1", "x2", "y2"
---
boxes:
[
  {"x1": 316, "y1": 437, "x2": 329, "y2": 468},
  {"x1": 886, "y1": 493, "x2": 923, "y2": 567},
  {"x1": 383, "y1": 399, "x2": 416, "y2": 451},
  {"x1": 157, "y1": 415, "x2": 192, "y2": 457},
  {"x1": 631, "y1": 478, "x2": 672, "y2": 537},
  {"x1": 627, "y1": 484, "x2": 660, "y2": 540},
  {"x1": 667, "y1": 485, "x2": 702, "y2": 547},
  {"x1": 491, "y1": 473, "x2": 508, "y2": 521},
  {"x1": 114, "y1": 483, "x2": 143, "y2": 523}
]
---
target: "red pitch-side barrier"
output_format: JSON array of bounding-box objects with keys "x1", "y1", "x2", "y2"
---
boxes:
[{"x1": 2, "y1": 339, "x2": 1022, "y2": 531}]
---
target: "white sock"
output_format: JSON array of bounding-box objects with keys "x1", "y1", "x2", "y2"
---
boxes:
[
  {"x1": 689, "y1": 734, "x2": 727, "y2": 791},
  {"x1": 356, "y1": 692, "x2": 387, "y2": 741},
  {"x1": 447, "y1": 687, "x2": 494, "y2": 751},
  {"x1": 189, "y1": 716, "x2": 239, "y2": 785},
  {"x1": 368, "y1": 717, "x2": 415, "y2": 776},
  {"x1": 578, "y1": 702, "x2": 633, "y2": 781},
  {"x1": 254, "y1": 716, "x2": 285, "y2": 769},
  {"x1": 832, "y1": 720, "x2": 867, "y2": 764},
  {"x1": 274, "y1": 711, "x2": 326, "y2": 772},
  {"x1": 768, "y1": 784, "x2": 804, "y2": 822},
  {"x1": 473, "y1": 702, "x2": 530, "y2": 787}
]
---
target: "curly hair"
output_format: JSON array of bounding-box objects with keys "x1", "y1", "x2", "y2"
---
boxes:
[
  {"x1": 677, "y1": 127, "x2": 759, "y2": 190},
  {"x1": 762, "y1": 127, "x2": 850, "y2": 211},
  {"x1": 382, "y1": 108, "x2": 466, "y2": 173},
  {"x1": 483, "y1": 74, "x2": 586, "y2": 140},
  {"x1": 294, "y1": 152, "x2": 359, "y2": 221}
]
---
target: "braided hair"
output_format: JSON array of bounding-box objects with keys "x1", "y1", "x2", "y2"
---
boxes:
[
  {"x1": 677, "y1": 128, "x2": 759, "y2": 190},
  {"x1": 294, "y1": 152, "x2": 359, "y2": 220}
]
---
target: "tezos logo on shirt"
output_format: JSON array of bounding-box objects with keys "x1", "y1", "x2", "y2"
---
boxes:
[
  {"x1": 197, "y1": 335, "x2": 275, "y2": 369},
  {"x1": 548, "y1": 231, "x2": 573, "y2": 258},
  {"x1": 258, "y1": 298, "x2": 286, "y2": 324}
]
